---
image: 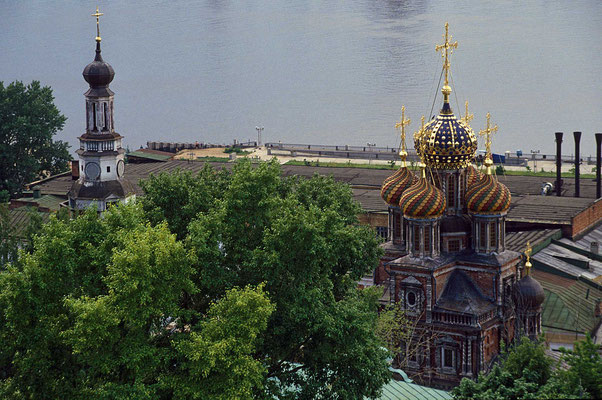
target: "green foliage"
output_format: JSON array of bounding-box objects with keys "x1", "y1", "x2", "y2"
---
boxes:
[
  {"x1": 1, "y1": 159, "x2": 391, "y2": 399},
  {"x1": 0, "y1": 204, "x2": 274, "y2": 399},
  {"x1": 453, "y1": 335, "x2": 602, "y2": 400},
  {"x1": 0, "y1": 204, "x2": 18, "y2": 268},
  {"x1": 495, "y1": 164, "x2": 505, "y2": 175},
  {"x1": 143, "y1": 159, "x2": 390, "y2": 399},
  {"x1": 0, "y1": 81, "x2": 70, "y2": 198},
  {"x1": 223, "y1": 147, "x2": 251, "y2": 155}
]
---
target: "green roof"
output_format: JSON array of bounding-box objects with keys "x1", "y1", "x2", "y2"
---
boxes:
[
  {"x1": 9, "y1": 208, "x2": 51, "y2": 239},
  {"x1": 540, "y1": 279, "x2": 601, "y2": 335},
  {"x1": 127, "y1": 150, "x2": 172, "y2": 161},
  {"x1": 13, "y1": 194, "x2": 64, "y2": 212},
  {"x1": 376, "y1": 378, "x2": 451, "y2": 400}
]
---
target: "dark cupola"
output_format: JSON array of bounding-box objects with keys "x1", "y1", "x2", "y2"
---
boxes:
[
  {"x1": 513, "y1": 243, "x2": 545, "y2": 339},
  {"x1": 83, "y1": 41, "x2": 115, "y2": 88}
]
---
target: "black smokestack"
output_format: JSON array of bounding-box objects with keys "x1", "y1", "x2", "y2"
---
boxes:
[
  {"x1": 596, "y1": 133, "x2": 602, "y2": 199},
  {"x1": 555, "y1": 132, "x2": 563, "y2": 196},
  {"x1": 574, "y1": 131, "x2": 581, "y2": 198}
]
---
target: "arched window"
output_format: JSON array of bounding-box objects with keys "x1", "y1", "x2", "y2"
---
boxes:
[
  {"x1": 104, "y1": 103, "x2": 109, "y2": 130},
  {"x1": 479, "y1": 222, "x2": 487, "y2": 250},
  {"x1": 489, "y1": 222, "x2": 497, "y2": 248},
  {"x1": 92, "y1": 103, "x2": 97, "y2": 131},
  {"x1": 447, "y1": 175, "x2": 455, "y2": 208},
  {"x1": 424, "y1": 227, "x2": 431, "y2": 254},
  {"x1": 413, "y1": 226, "x2": 421, "y2": 254}
]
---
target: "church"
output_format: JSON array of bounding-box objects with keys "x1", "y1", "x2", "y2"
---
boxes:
[
  {"x1": 376, "y1": 24, "x2": 544, "y2": 389},
  {"x1": 68, "y1": 7, "x2": 135, "y2": 213}
]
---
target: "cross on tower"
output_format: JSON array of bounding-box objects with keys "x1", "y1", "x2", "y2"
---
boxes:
[
  {"x1": 524, "y1": 241, "x2": 533, "y2": 275},
  {"x1": 395, "y1": 106, "x2": 411, "y2": 159},
  {"x1": 92, "y1": 6, "x2": 104, "y2": 42},
  {"x1": 479, "y1": 112, "x2": 498, "y2": 161},
  {"x1": 462, "y1": 101, "x2": 474, "y2": 124},
  {"x1": 435, "y1": 22, "x2": 458, "y2": 88}
]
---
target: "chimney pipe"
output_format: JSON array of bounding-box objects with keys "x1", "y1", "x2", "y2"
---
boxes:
[
  {"x1": 32, "y1": 188, "x2": 41, "y2": 199},
  {"x1": 555, "y1": 132, "x2": 563, "y2": 196},
  {"x1": 596, "y1": 133, "x2": 602, "y2": 199},
  {"x1": 591, "y1": 242, "x2": 599, "y2": 255},
  {"x1": 574, "y1": 131, "x2": 581, "y2": 198}
]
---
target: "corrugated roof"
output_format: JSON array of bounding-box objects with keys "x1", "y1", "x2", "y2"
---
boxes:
[
  {"x1": 505, "y1": 229, "x2": 561, "y2": 253},
  {"x1": 9, "y1": 208, "x2": 51, "y2": 239},
  {"x1": 376, "y1": 377, "x2": 451, "y2": 400},
  {"x1": 534, "y1": 269, "x2": 601, "y2": 335},
  {"x1": 12, "y1": 194, "x2": 65, "y2": 212},
  {"x1": 127, "y1": 150, "x2": 172, "y2": 161}
]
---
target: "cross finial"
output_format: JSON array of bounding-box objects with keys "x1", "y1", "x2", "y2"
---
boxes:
[
  {"x1": 479, "y1": 112, "x2": 498, "y2": 164},
  {"x1": 435, "y1": 22, "x2": 458, "y2": 102},
  {"x1": 524, "y1": 241, "x2": 533, "y2": 275},
  {"x1": 92, "y1": 6, "x2": 104, "y2": 42},
  {"x1": 395, "y1": 106, "x2": 411, "y2": 160},
  {"x1": 462, "y1": 101, "x2": 473, "y2": 124}
]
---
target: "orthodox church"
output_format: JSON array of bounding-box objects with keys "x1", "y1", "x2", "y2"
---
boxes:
[
  {"x1": 68, "y1": 8, "x2": 135, "y2": 212},
  {"x1": 376, "y1": 24, "x2": 544, "y2": 389}
]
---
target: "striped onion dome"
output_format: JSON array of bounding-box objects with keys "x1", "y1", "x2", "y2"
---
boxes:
[
  {"x1": 399, "y1": 167, "x2": 446, "y2": 218},
  {"x1": 380, "y1": 167, "x2": 416, "y2": 206},
  {"x1": 466, "y1": 164, "x2": 482, "y2": 188},
  {"x1": 466, "y1": 167, "x2": 511, "y2": 214}
]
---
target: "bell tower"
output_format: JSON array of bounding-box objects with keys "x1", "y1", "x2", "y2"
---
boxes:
[{"x1": 68, "y1": 7, "x2": 134, "y2": 212}]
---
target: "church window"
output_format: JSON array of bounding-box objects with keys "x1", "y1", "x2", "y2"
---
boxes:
[
  {"x1": 424, "y1": 227, "x2": 431, "y2": 253},
  {"x1": 460, "y1": 175, "x2": 465, "y2": 206},
  {"x1": 413, "y1": 226, "x2": 420, "y2": 254},
  {"x1": 479, "y1": 222, "x2": 487, "y2": 250},
  {"x1": 92, "y1": 103, "x2": 97, "y2": 130},
  {"x1": 489, "y1": 222, "x2": 497, "y2": 248},
  {"x1": 448, "y1": 239, "x2": 460, "y2": 253},
  {"x1": 407, "y1": 291, "x2": 416, "y2": 307},
  {"x1": 443, "y1": 348, "x2": 454, "y2": 368},
  {"x1": 376, "y1": 226, "x2": 387, "y2": 240},
  {"x1": 104, "y1": 103, "x2": 109, "y2": 130},
  {"x1": 393, "y1": 212, "x2": 401, "y2": 243},
  {"x1": 447, "y1": 175, "x2": 455, "y2": 208},
  {"x1": 107, "y1": 166, "x2": 111, "y2": 173}
]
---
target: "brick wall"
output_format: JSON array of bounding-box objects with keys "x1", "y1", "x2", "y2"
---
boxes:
[{"x1": 571, "y1": 198, "x2": 602, "y2": 239}]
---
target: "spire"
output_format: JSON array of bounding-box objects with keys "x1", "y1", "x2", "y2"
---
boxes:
[
  {"x1": 435, "y1": 22, "x2": 458, "y2": 109},
  {"x1": 479, "y1": 113, "x2": 498, "y2": 174},
  {"x1": 395, "y1": 106, "x2": 411, "y2": 167},
  {"x1": 92, "y1": 6, "x2": 104, "y2": 61}
]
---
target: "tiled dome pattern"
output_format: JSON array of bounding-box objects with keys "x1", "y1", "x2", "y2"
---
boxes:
[
  {"x1": 380, "y1": 167, "x2": 416, "y2": 206},
  {"x1": 415, "y1": 107, "x2": 478, "y2": 170},
  {"x1": 399, "y1": 175, "x2": 446, "y2": 218},
  {"x1": 466, "y1": 165, "x2": 482, "y2": 188},
  {"x1": 466, "y1": 173, "x2": 511, "y2": 214}
]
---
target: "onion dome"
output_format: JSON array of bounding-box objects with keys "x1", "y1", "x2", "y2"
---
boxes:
[
  {"x1": 414, "y1": 23, "x2": 478, "y2": 170},
  {"x1": 414, "y1": 104, "x2": 477, "y2": 170},
  {"x1": 83, "y1": 41, "x2": 115, "y2": 87},
  {"x1": 466, "y1": 164, "x2": 482, "y2": 188},
  {"x1": 381, "y1": 167, "x2": 415, "y2": 206},
  {"x1": 399, "y1": 164, "x2": 446, "y2": 218},
  {"x1": 514, "y1": 275, "x2": 545, "y2": 309},
  {"x1": 466, "y1": 161, "x2": 511, "y2": 214}
]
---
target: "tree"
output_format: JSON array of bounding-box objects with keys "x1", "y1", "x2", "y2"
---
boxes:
[
  {"x1": 0, "y1": 205, "x2": 274, "y2": 399},
  {"x1": 143, "y1": 159, "x2": 391, "y2": 399},
  {"x1": 452, "y1": 335, "x2": 602, "y2": 400},
  {"x1": 0, "y1": 80, "x2": 70, "y2": 197}
]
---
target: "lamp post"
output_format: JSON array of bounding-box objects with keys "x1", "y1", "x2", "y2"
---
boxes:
[
  {"x1": 367, "y1": 142, "x2": 376, "y2": 164},
  {"x1": 255, "y1": 126, "x2": 264, "y2": 147}
]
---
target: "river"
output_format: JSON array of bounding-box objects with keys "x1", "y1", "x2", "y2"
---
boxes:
[{"x1": 1, "y1": 0, "x2": 600, "y2": 155}]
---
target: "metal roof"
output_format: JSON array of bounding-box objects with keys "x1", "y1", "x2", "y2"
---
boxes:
[{"x1": 376, "y1": 376, "x2": 451, "y2": 400}]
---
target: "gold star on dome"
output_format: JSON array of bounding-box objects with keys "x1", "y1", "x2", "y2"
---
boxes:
[{"x1": 395, "y1": 106, "x2": 411, "y2": 162}]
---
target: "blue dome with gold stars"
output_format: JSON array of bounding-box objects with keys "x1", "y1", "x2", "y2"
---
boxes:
[{"x1": 414, "y1": 102, "x2": 477, "y2": 170}]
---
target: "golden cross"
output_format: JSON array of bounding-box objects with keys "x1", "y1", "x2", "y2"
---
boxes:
[
  {"x1": 462, "y1": 101, "x2": 473, "y2": 124},
  {"x1": 435, "y1": 22, "x2": 458, "y2": 88},
  {"x1": 524, "y1": 241, "x2": 533, "y2": 275},
  {"x1": 92, "y1": 6, "x2": 104, "y2": 42},
  {"x1": 478, "y1": 112, "x2": 498, "y2": 160},
  {"x1": 395, "y1": 106, "x2": 411, "y2": 156}
]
